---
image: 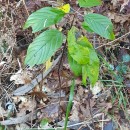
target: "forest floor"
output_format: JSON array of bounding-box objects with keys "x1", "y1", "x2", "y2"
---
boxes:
[{"x1": 0, "y1": 0, "x2": 130, "y2": 130}]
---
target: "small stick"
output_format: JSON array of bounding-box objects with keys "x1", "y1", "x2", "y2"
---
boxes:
[
  {"x1": 96, "y1": 31, "x2": 130, "y2": 49},
  {"x1": 22, "y1": 0, "x2": 29, "y2": 16}
]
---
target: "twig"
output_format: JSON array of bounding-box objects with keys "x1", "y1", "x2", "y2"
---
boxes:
[
  {"x1": 96, "y1": 31, "x2": 130, "y2": 49},
  {"x1": 57, "y1": 44, "x2": 66, "y2": 121},
  {"x1": 22, "y1": 0, "x2": 29, "y2": 16},
  {"x1": 57, "y1": 119, "x2": 110, "y2": 129},
  {"x1": 102, "y1": 113, "x2": 104, "y2": 130},
  {"x1": 13, "y1": 54, "x2": 62, "y2": 96},
  {"x1": 3, "y1": 0, "x2": 9, "y2": 29},
  {"x1": 0, "y1": 111, "x2": 37, "y2": 125}
]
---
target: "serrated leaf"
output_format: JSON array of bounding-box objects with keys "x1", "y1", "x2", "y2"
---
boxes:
[
  {"x1": 24, "y1": 7, "x2": 65, "y2": 33},
  {"x1": 78, "y1": 37, "x2": 99, "y2": 86},
  {"x1": 78, "y1": 0, "x2": 102, "y2": 8},
  {"x1": 77, "y1": 36, "x2": 93, "y2": 48},
  {"x1": 67, "y1": 27, "x2": 90, "y2": 65},
  {"x1": 78, "y1": 37, "x2": 99, "y2": 85},
  {"x1": 25, "y1": 29, "x2": 63, "y2": 67},
  {"x1": 68, "y1": 44, "x2": 90, "y2": 64},
  {"x1": 67, "y1": 29, "x2": 99, "y2": 86},
  {"x1": 67, "y1": 26, "x2": 77, "y2": 46},
  {"x1": 86, "y1": 49, "x2": 99, "y2": 86},
  {"x1": 68, "y1": 53, "x2": 82, "y2": 76},
  {"x1": 84, "y1": 13, "x2": 115, "y2": 40},
  {"x1": 82, "y1": 22, "x2": 94, "y2": 33}
]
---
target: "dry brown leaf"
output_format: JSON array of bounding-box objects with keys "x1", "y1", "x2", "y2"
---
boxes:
[
  {"x1": 16, "y1": 123, "x2": 30, "y2": 130},
  {"x1": 78, "y1": 86, "x2": 84, "y2": 97},
  {"x1": 0, "y1": 102, "x2": 8, "y2": 117},
  {"x1": 120, "y1": 125, "x2": 129, "y2": 130},
  {"x1": 10, "y1": 69, "x2": 33, "y2": 84},
  {"x1": 0, "y1": 111, "x2": 37, "y2": 125},
  {"x1": 108, "y1": 12, "x2": 130, "y2": 23},
  {"x1": 98, "y1": 102, "x2": 112, "y2": 113},
  {"x1": 30, "y1": 92, "x2": 49, "y2": 104},
  {"x1": 12, "y1": 96, "x2": 28, "y2": 103},
  {"x1": 0, "y1": 61, "x2": 6, "y2": 69},
  {"x1": 40, "y1": 104, "x2": 59, "y2": 120},
  {"x1": 111, "y1": 0, "x2": 119, "y2": 6},
  {"x1": 12, "y1": 96, "x2": 36, "y2": 117},
  {"x1": 90, "y1": 81, "x2": 103, "y2": 96},
  {"x1": 69, "y1": 101, "x2": 80, "y2": 122},
  {"x1": 79, "y1": 105, "x2": 91, "y2": 118}
]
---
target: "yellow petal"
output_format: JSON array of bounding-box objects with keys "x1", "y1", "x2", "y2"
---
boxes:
[{"x1": 58, "y1": 4, "x2": 70, "y2": 13}]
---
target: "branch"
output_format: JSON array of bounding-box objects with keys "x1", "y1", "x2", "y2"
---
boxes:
[{"x1": 96, "y1": 31, "x2": 130, "y2": 49}]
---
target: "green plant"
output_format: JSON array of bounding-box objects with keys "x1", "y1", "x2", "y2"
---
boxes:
[
  {"x1": 24, "y1": 0, "x2": 115, "y2": 86},
  {"x1": 0, "y1": 124, "x2": 4, "y2": 130},
  {"x1": 100, "y1": 56, "x2": 129, "y2": 111},
  {"x1": 24, "y1": 0, "x2": 115, "y2": 129}
]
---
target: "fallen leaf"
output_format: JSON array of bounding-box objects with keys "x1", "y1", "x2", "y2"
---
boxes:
[
  {"x1": 108, "y1": 12, "x2": 130, "y2": 23},
  {"x1": 12, "y1": 96, "x2": 36, "y2": 117},
  {"x1": 58, "y1": 4, "x2": 70, "y2": 13},
  {"x1": 45, "y1": 58, "x2": 52, "y2": 71},
  {"x1": 0, "y1": 102, "x2": 8, "y2": 117},
  {"x1": 40, "y1": 104, "x2": 59, "y2": 119},
  {"x1": 30, "y1": 91, "x2": 48, "y2": 103},
  {"x1": 90, "y1": 81, "x2": 103, "y2": 96},
  {"x1": 16, "y1": 123, "x2": 30, "y2": 130},
  {"x1": 69, "y1": 101, "x2": 80, "y2": 122},
  {"x1": 10, "y1": 69, "x2": 33, "y2": 84},
  {"x1": 111, "y1": 0, "x2": 117, "y2": 6},
  {"x1": 0, "y1": 61, "x2": 6, "y2": 69}
]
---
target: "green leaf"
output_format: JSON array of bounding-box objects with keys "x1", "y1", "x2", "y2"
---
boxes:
[
  {"x1": 67, "y1": 33, "x2": 99, "y2": 86},
  {"x1": 82, "y1": 22, "x2": 94, "y2": 33},
  {"x1": 25, "y1": 29, "x2": 63, "y2": 67},
  {"x1": 40, "y1": 118, "x2": 49, "y2": 128},
  {"x1": 78, "y1": 37, "x2": 99, "y2": 86},
  {"x1": 24, "y1": 7, "x2": 65, "y2": 33},
  {"x1": 68, "y1": 53, "x2": 82, "y2": 76},
  {"x1": 68, "y1": 44, "x2": 90, "y2": 64},
  {"x1": 78, "y1": 0, "x2": 102, "y2": 8},
  {"x1": 67, "y1": 26, "x2": 77, "y2": 46},
  {"x1": 0, "y1": 124, "x2": 4, "y2": 130},
  {"x1": 82, "y1": 65, "x2": 88, "y2": 85},
  {"x1": 67, "y1": 27, "x2": 90, "y2": 65},
  {"x1": 77, "y1": 36, "x2": 93, "y2": 48},
  {"x1": 64, "y1": 80, "x2": 75, "y2": 130},
  {"x1": 86, "y1": 51, "x2": 99, "y2": 86},
  {"x1": 84, "y1": 13, "x2": 115, "y2": 40}
]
